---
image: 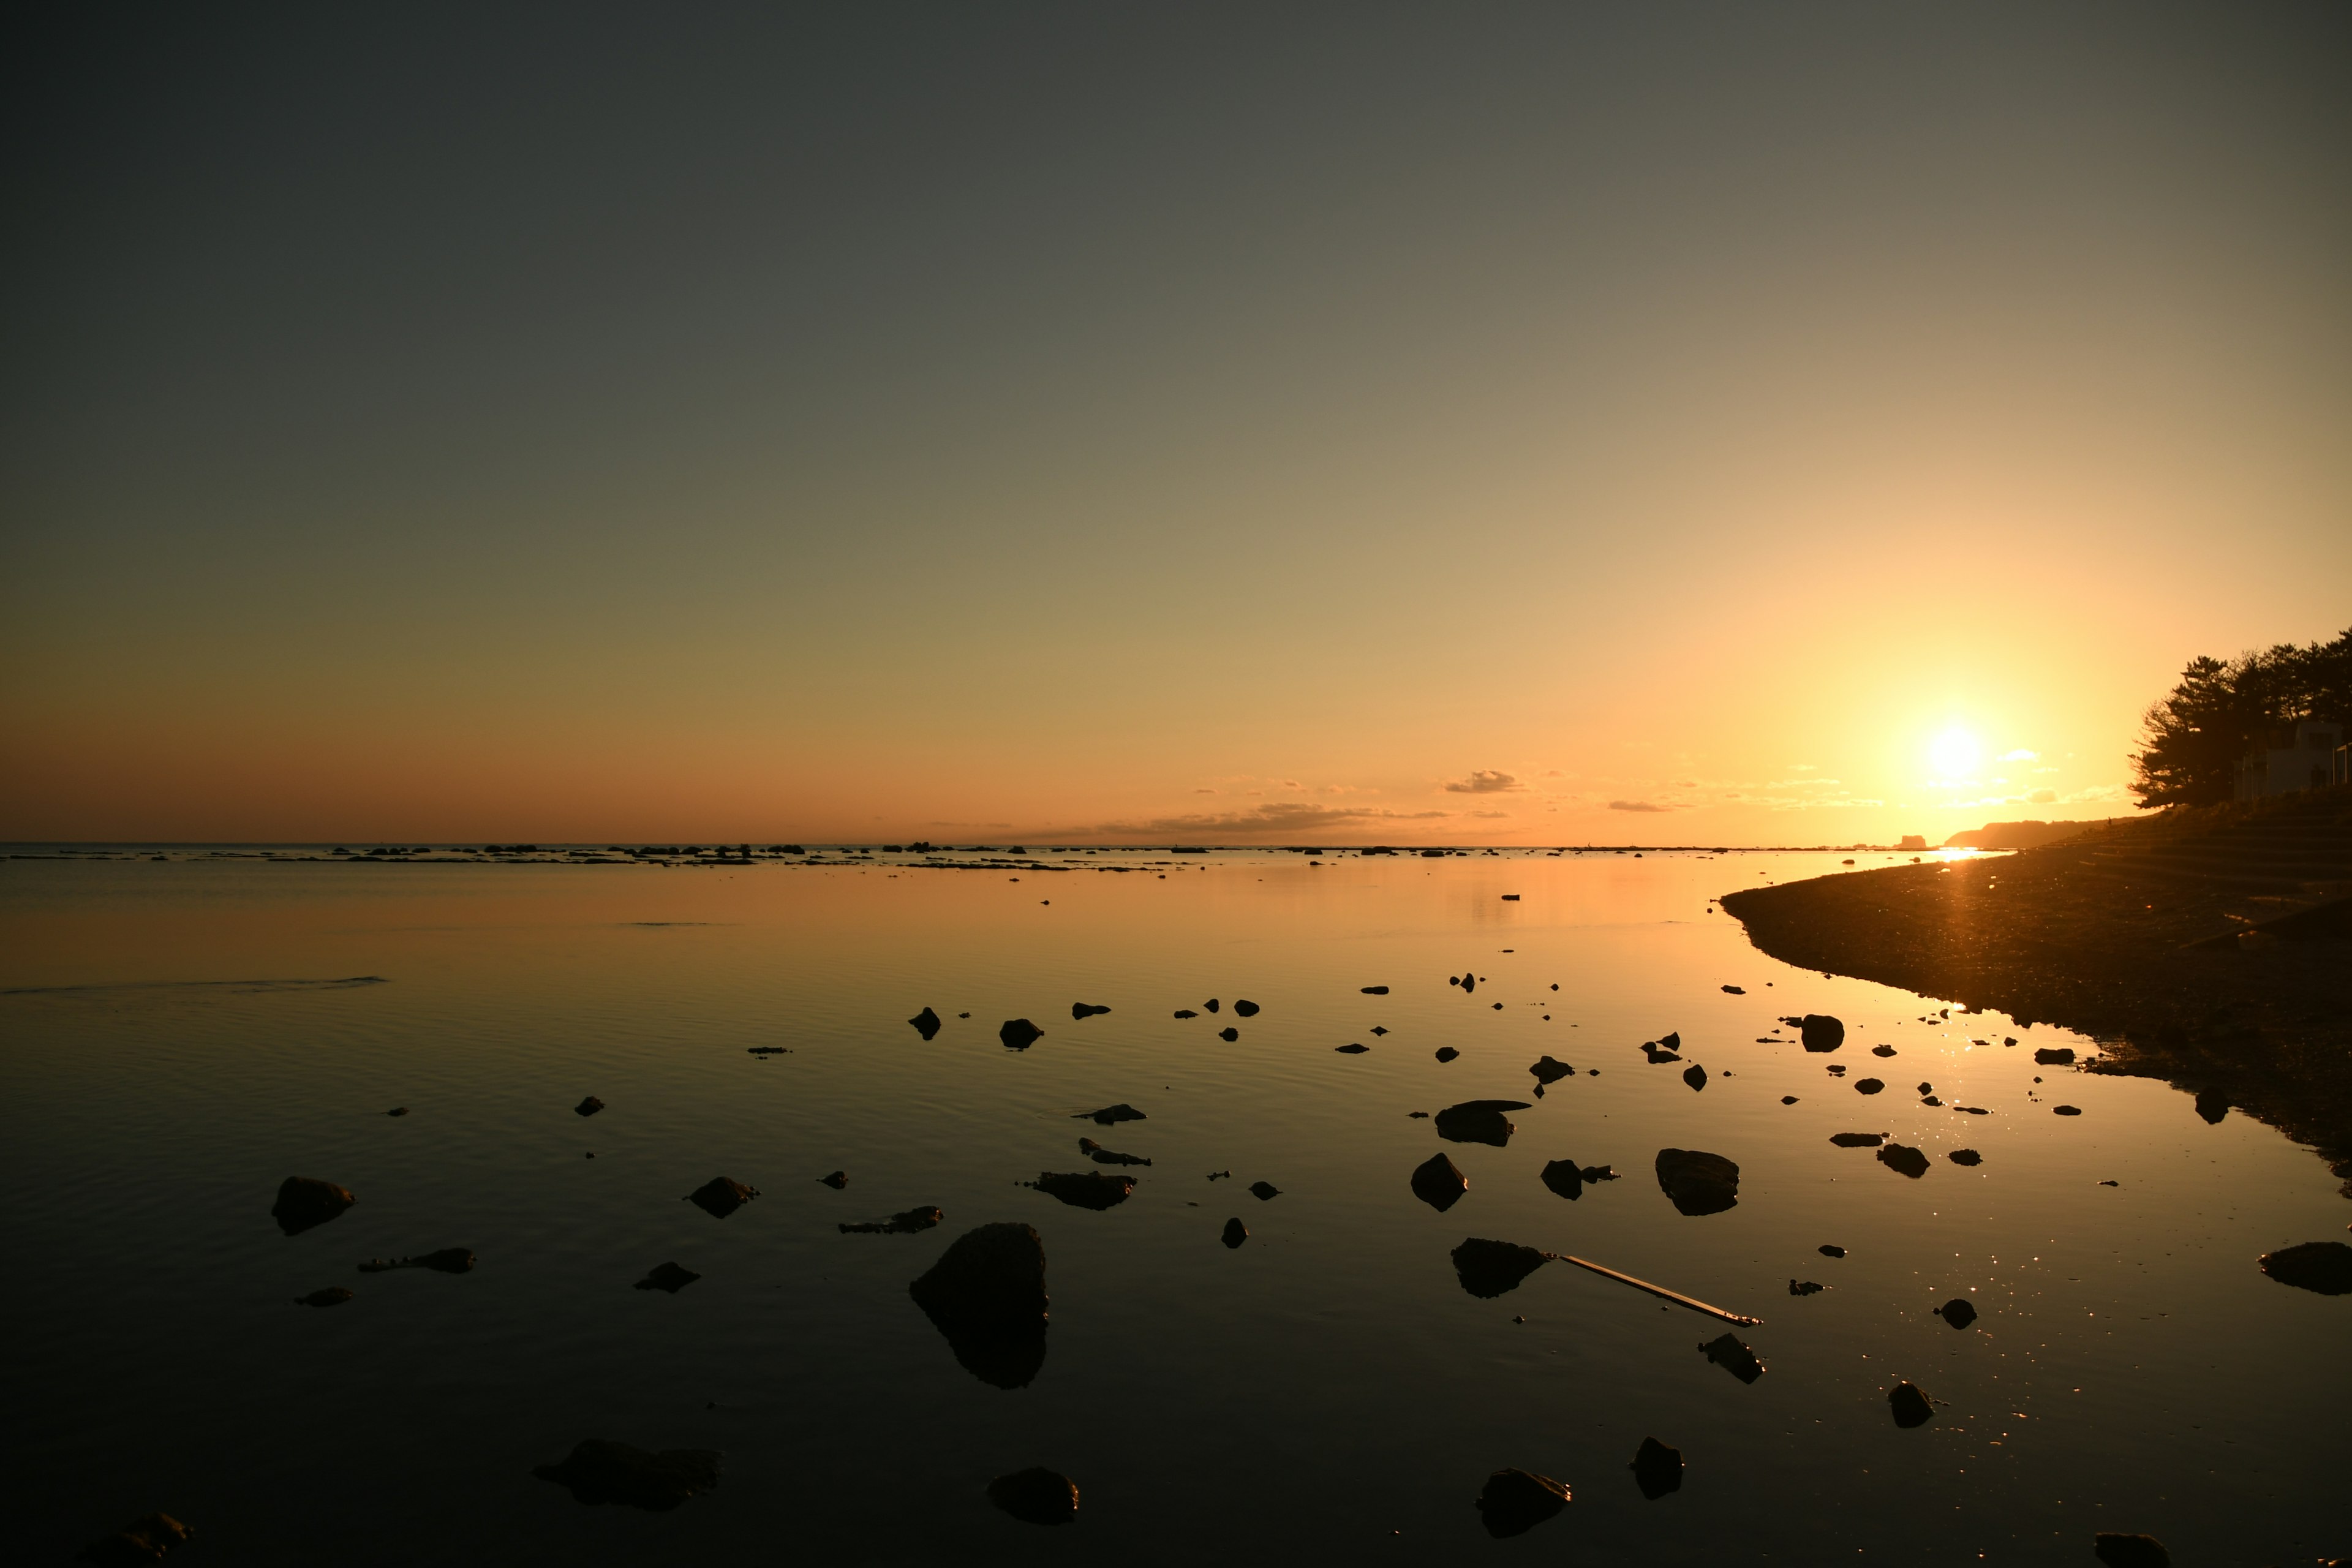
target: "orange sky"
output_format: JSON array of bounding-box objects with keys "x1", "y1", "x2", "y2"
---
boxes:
[{"x1": 4, "y1": 7, "x2": 2346, "y2": 844}]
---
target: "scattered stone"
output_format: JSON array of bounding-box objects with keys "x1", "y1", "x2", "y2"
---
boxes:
[
  {"x1": 1205, "y1": 1000, "x2": 1220, "y2": 1012},
  {"x1": 2193, "y1": 1087, "x2": 2229, "y2": 1124},
  {"x1": 1789, "y1": 1280, "x2": 1823, "y2": 1296},
  {"x1": 1917, "y1": 1081, "x2": 1934, "y2": 1095},
  {"x1": 1335, "y1": 1042, "x2": 1369, "y2": 1054},
  {"x1": 77, "y1": 1513, "x2": 192, "y2": 1566},
  {"x1": 1411, "y1": 1153, "x2": 1470, "y2": 1212},
  {"x1": 2258, "y1": 1240, "x2": 2352, "y2": 1294},
  {"x1": 1659, "y1": 1031, "x2": 1681, "y2": 1049},
  {"x1": 1581, "y1": 1164, "x2": 1616, "y2": 1182},
  {"x1": 1682, "y1": 1064, "x2": 1707, "y2": 1091},
  {"x1": 909, "y1": 1222, "x2": 1050, "y2": 1388},
  {"x1": 746, "y1": 1046, "x2": 788, "y2": 1056},
  {"x1": 1721, "y1": 984, "x2": 1744, "y2": 995},
  {"x1": 1539, "y1": 1159, "x2": 1582, "y2": 1201},
  {"x1": 685, "y1": 1178, "x2": 758, "y2": 1218},
  {"x1": 2034, "y1": 1047, "x2": 2076, "y2": 1065},
  {"x1": 1076, "y1": 1103, "x2": 1146, "y2": 1126},
  {"x1": 1871, "y1": 1045, "x2": 1896, "y2": 1057},
  {"x1": 1781, "y1": 1095, "x2": 1799, "y2": 1104},
  {"x1": 2092, "y1": 1532, "x2": 2172, "y2": 1568},
  {"x1": 357, "y1": 1248, "x2": 474, "y2": 1273},
  {"x1": 1233, "y1": 1000, "x2": 1260, "y2": 1017},
  {"x1": 1700, "y1": 1331, "x2": 1764, "y2": 1384},
  {"x1": 1876, "y1": 1143, "x2": 1929, "y2": 1179},
  {"x1": 1855, "y1": 1078, "x2": 1885, "y2": 1095},
  {"x1": 1434, "y1": 1046, "x2": 1460, "y2": 1063},
  {"x1": 295, "y1": 1287, "x2": 353, "y2": 1308},
  {"x1": 271, "y1": 1177, "x2": 356, "y2": 1237},
  {"x1": 1000, "y1": 1018, "x2": 1044, "y2": 1050},
  {"x1": 988, "y1": 1466, "x2": 1078, "y2": 1526},
  {"x1": 1248, "y1": 1180, "x2": 1280, "y2": 1201},
  {"x1": 840, "y1": 1206, "x2": 944, "y2": 1234},
  {"x1": 1476, "y1": 1468, "x2": 1569, "y2": 1538},
  {"x1": 1218, "y1": 1027, "x2": 1240, "y2": 1042},
  {"x1": 1436, "y1": 1100, "x2": 1528, "y2": 1147},
  {"x1": 1362, "y1": 986, "x2": 1390, "y2": 995},
  {"x1": 1529, "y1": 1055, "x2": 1574, "y2": 1084},
  {"x1": 1173, "y1": 1009, "x2": 1197, "y2": 1019},
  {"x1": 1887, "y1": 1381, "x2": 1934, "y2": 1428},
  {"x1": 1207, "y1": 1169, "x2": 1233, "y2": 1179},
  {"x1": 1371, "y1": 1026, "x2": 1389, "y2": 1035},
  {"x1": 1641, "y1": 1042, "x2": 1683, "y2": 1063},
  {"x1": 1630, "y1": 1436, "x2": 1683, "y2": 1499},
  {"x1": 1078, "y1": 1137, "x2": 1150, "y2": 1167},
  {"x1": 1460, "y1": 973, "x2": 1477, "y2": 995},
  {"x1": 1222, "y1": 1218, "x2": 1248, "y2": 1248},
  {"x1": 575, "y1": 1096, "x2": 606, "y2": 1117},
  {"x1": 2054, "y1": 1105, "x2": 2082, "y2": 1116},
  {"x1": 1948, "y1": 1149, "x2": 1982, "y2": 1167},
  {"x1": 1819, "y1": 1244, "x2": 1847, "y2": 1258},
  {"x1": 634, "y1": 1262, "x2": 700, "y2": 1292},
  {"x1": 1830, "y1": 1133, "x2": 1886, "y2": 1148},
  {"x1": 533, "y1": 1439, "x2": 722, "y2": 1510},
  {"x1": 1937, "y1": 1297, "x2": 1978, "y2": 1329},
  {"x1": 1654, "y1": 1148, "x2": 1740, "y2": 1216},
  {"x1": 1452, "y1": 1237, "x2": 1551, "y2": 1298},
  {"x1": 908, "y1": 1006, "x2": 943, "y2": 1039},
  {"x1": 820, "y1": 1170, "x2": 848, "y2": 1188},
  {"x1": 1800, "y1": 1014, "x2": 1845, "y2": 1052},
  {"x1": 1070, "y1": 1003, "x2": 1110, "y2": 1020},
  {"x1": 385, "y1": 1106, "x2": 409, "y2": 1117},
  {"x1": 1032, "y1": 1171, "x2": 1136, "y2": 1210}
]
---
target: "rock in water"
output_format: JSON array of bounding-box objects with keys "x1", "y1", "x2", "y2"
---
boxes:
[
  {"x1": 1411, "y1": 1152, "x2": 1470, "y2": 1212},
  {"x1": 1630, "y1": 1436, "x2": 1683, "y2": 1499},
  {"x1": 1172, "y1": 1009, "x2": 1197, "y2": 1019},
  {"x1": 1529, "y1": 1055, "x2": 1574, "y2": 1084},
  {"x1": 1682, "y1": 1064, "x2": 1708, "y2": 1091},
  {"x1": 1830, "y1": 1133, "x2": 1886, "y2": 1148},
  {"x1": 1855, "y1": 1078, "x2": 1885, "y2": 1095},
  {"x1": 1218, "y1": 1027, "x2": 1240, "y2": 1042},
  {"x1": 999, "y1": 1018, "x2": 1044, "y2": 1050},
  {"x1": 2034, "y1": 1046, "x2": 2076, "y2": 1065},
  {"x1": 908, "y1": 1223, "x2": 1049, "y2": 1389},
  {"x1": 1888, "y1": 1381, "x2": 1934, "y2": 1428},
  {"x1": 575, "y1": 1096, "x2": 605, "y2": 1117},
  {"x1": 819, "y1": 1170, "x2": 849, "y2": 1188},
  {"x1": 78, "y1": 1513, "x2": 192, "y2": 1566},
  {"x1": 988, "y1": 1466, "x2": 1078, "y2": 1526},
  {"x1": 1460, "y1": 971, "x2": 1477, "y2": 996},
  {"x1": 1700, "y1": 1332, "x2": 1765, "y2": 1384},
  {"x1": 1800, "y1": 1014, "x2": 1844, "y2": 1052},
  {"x1": 2092, "y1": 1533, "x2": 2172, "y2": 1568},
  {"x1": 1069, "y1": 1002, "x2": 1110, "y2": 1019},
  {"x1": 1434, "y1": 1046, "x2": 1460, "y2": 1063},
  {"x1": 1221, "y1": 1218, "x2": 1248, "y2": 1248},
  {"x1": 2053, "y1": 1105, "x2": 2082, "y2": 1116},
  {"x1": 356, "y1": 1248, "x2": 475, "y2": 1273},
  {"x1": 1233, "y1": 1000, "x2": 1261, "y2": 1017},
  {"x1": 271, "y1": 1177, "x2": 355, "y2": 1237},
  {"x1": 1658, "y1": 1031, "x2": 1681, "y2": 1049},
  {"x1": 1248, "y1": 1180, "x2": 1280, "y2": 1201},
  {"x1": 1362, "y1": 985, "x2": 1390, "y2": 994},
  {"x1": 1539, "y1": 1159, "x2": 1583, "y2": 1201},
  {"x1": 634, "y1": 1262, "x2": 701, "y2": 1293},
  {"x1": 840, "y1": 1207, "x2": 945, "y2": 1234},
  {"x1": 908, "y1": 1007, "x2": 943, "y2": 1040},
  {"x1": 1937, "y1": 1297, "x2": 1978, "y2": 1329},
  {"x1": 685, "y1": 1177, "x2": 758, "y2": 1218},
  {"x1": 295, "y1": 1287, "x2": 353, "y2": 1308},
  {"x1": 1074, "y1": 1103, "x2": 1146, "y2": 1126},
  {"x1": 1875, "y1": 1144, "x2": 1930, "y2": 1179},
  {"x1": 1654, "y1": 1149, "x2": 1740, "y2": 1216},
  {"x1": 533, "y1": 1439, "x2": 721, "y2": 1510},
  {"x1": 2258, "y1": 1240, "x2": 2352, "y2": 1294},
  {"x1": 1819, "y1": 1244, "x2": 1847, "y2": 1258},
  {"x1": 1078, "y1": 1138, "x2": 1150, "y2": 1167},
  {"x1": 2193, "y1": 1087, "x2": 2229, "y2": 1125},
  {"x1": 1436, "y1": 1100, "x2": 1528, "y2": 1147},
  {"x1": 1032, "y1": 1171, "x2": 1135, "y2": 1210},
  {"x1": 1335, "y1": 1043, "x2": 1370, "y2": 1054},
  {"x1": 1476, "y1": 1468, "x2": 1569, "y2": 1538},
  {"x1": 1789, "y1": 1280, "x2": 1824, "y2": 1296},
  {"x1": 1947, "y1": 1148, "x2": 1983, "y2": 1167},
  {"x1": 1452, "y1": 1237, "x2": 1550, "y2": 1298}
]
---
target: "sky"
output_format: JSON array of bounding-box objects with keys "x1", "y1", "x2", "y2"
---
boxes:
[{"x1": 4, "y1": 3, "x2": 2347, "y2": 845}]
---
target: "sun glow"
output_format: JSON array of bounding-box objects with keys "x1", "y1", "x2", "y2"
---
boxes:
[{"x1": 1929, "y1": 726, "x2": 1983, "y2": 780}]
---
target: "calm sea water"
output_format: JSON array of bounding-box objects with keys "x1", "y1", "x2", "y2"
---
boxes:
[{"x1": 3, "y1": 850, "x2": 2343, "y2": 1565}]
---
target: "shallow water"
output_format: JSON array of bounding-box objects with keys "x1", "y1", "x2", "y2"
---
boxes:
[{"x1": 3, "y1": 850, "x2": 2343, "y2": 1564}]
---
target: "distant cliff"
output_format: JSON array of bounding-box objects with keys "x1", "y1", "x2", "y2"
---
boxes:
[{"x1": 1942, "y1": 819, "x2": 2108, "y2": 851}]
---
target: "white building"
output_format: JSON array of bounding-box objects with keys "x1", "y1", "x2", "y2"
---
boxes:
[{"x1": 2233, "y1": 719, "x2": 2346, "y2": 800}]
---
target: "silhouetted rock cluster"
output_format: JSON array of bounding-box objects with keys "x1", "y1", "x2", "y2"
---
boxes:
[
  {"x1": 533, "y1": 1439, "x2": 721, "y2": 1509},
  {"x1": 271, "y1": 1177, "x2": 355, "y2": 1237}
]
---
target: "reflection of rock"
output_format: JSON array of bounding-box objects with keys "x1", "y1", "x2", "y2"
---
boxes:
[
  {"x1": 1937, "y1": 1297, "x2": 1978, "y2": 1329},
  {"x1": 1800, "y1": 1014, "x2": 1844, "y2": 1052},
  {"x1": 1411, "y1": 1153, "x2": 1469, "y2": 1212},
  {"x1": 1654, "y1": 1149, "x2": 1739, "y2": 1215},
  {"x1": 1888, "y1": 1381, "x2": 1934, "y2": 1428},
  {"x1": 840, "y1": 1206, "x2": 944, "y2": 1234},
  {"x1": 1436, "y1": 1101, "x2": 1526, "y2": 1147},
  {"x1": 2092, "y1": 1532, "x2": 2172, "y2": 1568},
  {"x1": 1475, "y1": 1469, "x2": 1569, "y2": 1538},
  {"x1": 295, "y1": 1287, "x2": 353, "y2": 1308},
  {"x1": 1000, "y1": 1019, "x2": 1044, "y2": 1050},
  {"x1": 908, "y1": 1007, "x2": 943, "y2": 1039},
  {"x1": 1876, "y1": 1144, "x2": 1929, "y2": 1179},
  {"x1": 1033, "y1": 1171, "x2": 1134, "y2": 1210},
  {"x1": 1700, "y1": 1332, "x2": 1764, "y2": 1383},
  {"x1": 1075, "y1": 1103, "x2": 1145, "y2": 1126},
  {"x1": 78, "y1": 1513, "x2": 192, "y2": 1566},
  {"x1": 1948, "y1": 1148, "x2": 1983, "y2": 1166},
  {"x1": 271, "y1": 1177, "x2": 355, "y2": 1237},
  {"x1": 910, "y1": 1223, "x2": 1049, "y2": 1389},
  {"x1": 989, "y1": 1466, "x2": 1078, "y2": 1525},
  {"x1": 533, "y1": 1440, "x2": 721, "y2": 1510},
  {"x1": 1452, "y1": 1237, "x2": 1550, "y2": 1298},
  {"x1": 1539, "y1": 1159, "x2": 1582, "y2": 1201},
  {"x1": 2258, "y1": 1240, "x2": 2352, "y2": 1294},
  {"x1": 685, "y1": 1178, "x2": 758, "y2": 1218},
  {"x1": 633, "y1": 1262, "x2": 700, "y2": 1292},
  {"x1": 1221, "y1": 1218, "x2": 1248, "y2": 1248},
  {"x1": 1630, "y1": 1436, "x2": 1683, "y2": 1499}
]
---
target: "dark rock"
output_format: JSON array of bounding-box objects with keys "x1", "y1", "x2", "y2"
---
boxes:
[
  {"x1": 1476, "y1": 1468, "x2": 1569, "y2": 1537},
  {"x1": 1659, "y1": 1031, "x2": 1681, "y2": 1049},
  {"x1": 271, "y1": 1176, "x2": 355, "y2": 1237},
  {"x1": 1641, "y1": 1043, "x2": 1683, "y2": 1063},
  {"x1": 1371, "y1": 1026, "x2": 1389, "y2": 1035},
  {"x1": 1722, "y1": 984, "x2": 1744, "y2": 994},
  {"x1": 1682, "y1": 1064, "x2": 1708, "y2": 1091},
  {"x1": 1654, "y1": 1148, "x2": 1740, "y2": 1216},
  {"x1": 1539, "y1": 1159, "x2": 1583, "y2": 1201},
  {"x1": 295, "y1": 1287, "x2": 353, "y2": 1308},
  {"x1": 2092, "y1": 1532, "x2": 2173, "y2": 1568},
  {"x1": 1630, "y1": 1436, "x2": 1683, "y2": 1499},
  {"x1": 1000, "y1": 1018, "x2": 1044, "y2": 1050},
  {"x1": 1222, "y1": 1217, "x2": 1248, "y2": 1248},
  {"x1": 1871, "y1": 1044, "x2": 1896, "y2": 1057},
  {"x1": 1460, "y1": 972, "x2": 1477, "y2": 995},
  {"x1": 1529, "y1": 1055, "x2": 1574, "y2": 1084},
  {"x1": 1033, "y1": 1171, "x2": 1135, "y2": 1210},
  {"x1": 77, "y1": 1513, "x2": 192, "y2": 1566},
  {"x1": 2193, "y1": 1087, "x2": 2229, "y2": 1124},
  {"x1": 908, "y1": 1006, "x2": 943, "y2": 1039},
  {"x1": 1362, "y1": 986, "x2": 1390, "y2": 994},
  {"x1": 357, "y1": 1248, "x2": 475, "y2": 1273},
  {"x1": 386, "y1": 1106, "x2": 409, "y2": 1117},
  {"x1": 1436, "y1": 1100, "x2": 1528, "y2": 1147},
  {"x1": 2054, "y1": 1104, "x2": 2082, "y2": 1116},
  {"x1": 1581, "y1": 1164, "x2": 1616, "y2": 1182},
  {"x1": 1070, "y1": 1002, "x2": 1110, "y2": 1020},
  {"x1": 1205, "y1": 999, "x2": 1219, "y2": 1012},
  {"x1": 841, "y1": 1206, "x2": 945, "y2": 1234},
  {"x1": 1819, "y1": 1243, "x2": 1847, "y2": 1258},
  {"x1": 1800, "y1": 1014, "x2": 1844, "y2": 1052},
  {"x1": 988, "y1": 1466, "x2": 1078, "y2": 1526},
  {"x1": 1855, "y1": 1078, "x2": 1885, "y2": 1095},
  {"x1": 1452, "y1": 1237, "x2": 1550, "y2": 1298},
  {"x1": 1888, "y1": 1381, "x2": 1934, "y2": 1427},
  {"x1": 1782, "y1": 1095, "x2": 1800, "y2": 1104},
  {"x1": 1248, "y1": 1180, "x2": 1280, "y2": 1200},
  {"x1": 1920, "y1": 1095, "x2": 1943, "y2": 1107},
  {"x1": 633, "y1": 1262, "x2": 701, "y2": 1292},
  {"x1": 1335, "y1": 1042, "x2": 1370, "y2": 1054},
  {"x1": 1830, "y1": 1133, "x2": 1885, "y2": 1148},
  {"x1": 1937, "y1": 1297, "x2": 1978, "y2": 1329},
  {"x1": 1078, "y1": 1137, "x2": 1150, "y2": 1167},
  {"x1": 1218, "y1": 1027, "x2": 1240, "y2": 1042},
  {"x1": 1876, "y1": 1143, "x2": 1929, "y2": 1179},
  {"x1": 2258, "y1": 1240, "x2": 2352, "y2": 1294},
  {"x1": 1233, "y1": 1000, "x2": 1260, "y2": 1017},
  {"x1": 1700, "y1": 1331, "x2": 1764, "y2": 1383},
  {"x1": 1948, "y1": 1148, "x2": 1982, "y2": 1167},
  {"x1": 685, "y1": 1177, "x2": 758, "y2": 1218},
  {"x1": 575, "y1": 1096, "x2": 605, "y2": 1117},
  {"x1": 1075, "y1": 1103, "x2": 1145, "y2": 1126},
  {"x1": 1789, "y1": 1280, "x2": 1823, "y2": 1296},
  {"x1": 1411, "y1": 1153, "x2": 1470, "y2": 1212},
  {"x1": 746, "y1": 1045, "x2": 788, "y2": 1055},
  {"x1": 2034, "y1": 1047, "x2": 2076, "y2": 1065},
  {"x1": 820, "y1": 1170, "x2": 848, "y2": 1188},
  {"x1": 1434, "y1": 1046, "x2": 1460, "y2": 1063},
  {"x1": 909, "y1": 1222, "x2": 1050, "y2": 1389},
  {"x1": 1173, "y1": 1009, "x2": 1197, "y2": 1019},
  {"x1": 533, "y1": 1439, "x2": 721, "y2": 1510}
]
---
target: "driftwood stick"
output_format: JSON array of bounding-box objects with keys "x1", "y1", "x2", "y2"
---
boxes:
[{"x1": 1545, "y1": 1251, "x2": 1762, "y2": 1325}]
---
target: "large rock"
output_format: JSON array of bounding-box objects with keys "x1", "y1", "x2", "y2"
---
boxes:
[
  {"x1": 1630, "y1": 1436, "x2": 1683, "y2": 1499},
  {"x1": 1452, "y1": 1237, "x2": 1549, "y2": 1298},
  {"x1": 533, "y1": 1439, "x2": 721, "y2": 1510},
  {"x1": 909, "y1": 1223, "x2": 1049, "y2": 1389},
  {"x1": 271, "y1": 1177, "x2": 355, "y2": 1237},
  {"x1": 77, "y1": 1513, "x2": 192, "y2": 1566},
  {"x1": 685, "y1": 1177, "x2": 758, "y2": 1218},
  {"x1": 1476, "y1": 1468, "x2": 1569, "y2": 1538},
  {"x1": 1888, "y1": 1381, "x2": 1934, "y2": 1428},
  {"x1": 1700, "y1": 1332, "x2": 1764, "y2": 1384},
  {"x1": 1221, "y1": 1218, "x2": 1248, "y2": 1248},
  {"x1": 1682, "y1": 1064, "x2": 1708, "y2": 1091},
  {"x1": 1800, "y1": 1014, "x2": 1844, "y2": 1052},
  {"x1": 1937, "y1": 1297, "x2": 1978, "y2": 1329},
  {"x1": 1876, "y1": 1144, "x2": 1930, "y2": 1180},
  {"x1": 1539, "y1": 1159, "x2": 1583, "y2": 1201},
  {"x1": 988, "y1": 1466, "x2": 1078, "y2": 1525},
  {"x1": 1232, "y1": 1000, "x2": 1261, "y2": 1017},
  {"x1": 1032, "y1": 1171, "x2": 1134, "y2": 1210},
  {"x1": 1436, "y1": 1100, "x2": 1528, "y2": 1148},
  {"x1": 1411, "y1": 1152, "x2": 1469, "y2": 1212},
  {"x1": 2092, "y1": 1533, "x2": 2172, "y2": 1568},
  {"x1": 999, "y1": 1018, "x2": 1044, "y2": 1050},
  {"x1": 1654, "y1": 1149, "x2": 1739, "y2": 1215},
  {"x1": 1830, "y1": 1133, "x2": 1885, "y2": 1148},
  {"x1": 2258, "y1": 1240, "x2": 2352, "y2": 1294}
]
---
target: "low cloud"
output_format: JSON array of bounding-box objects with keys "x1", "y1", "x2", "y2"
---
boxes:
[
  {"x1": 1443, "y1": 770, "x2": 1523, "y2": 794},
  {"x1": 2027, "y1": 788, "x2": 2057, "y2": 804},
  {"x1": 1088, "y1": 803, "x2": 1452, "y2": 837},
  {"x1": 1468, "y1": 810, "x2": 1510, "y2": 819},
  {"x1": 2000, "y1": 748, "x2": 2039, "y2": 761},
  {"x1": 1608, "y1": 799, "x2": 1673, "y2": 813}
]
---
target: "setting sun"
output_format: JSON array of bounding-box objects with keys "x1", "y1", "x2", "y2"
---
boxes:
[{"x1": 1929, "y1": 725, "x2": 1983, "y2": 779}]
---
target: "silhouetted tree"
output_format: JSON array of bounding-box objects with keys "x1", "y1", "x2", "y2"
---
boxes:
[{"x1": 2130, "y1": 628, "x2": 2352, "y2": 807}]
